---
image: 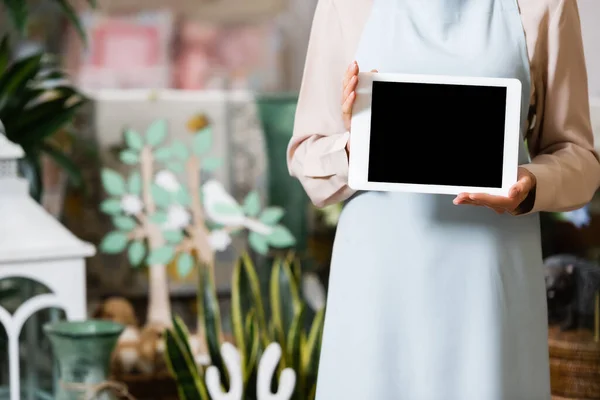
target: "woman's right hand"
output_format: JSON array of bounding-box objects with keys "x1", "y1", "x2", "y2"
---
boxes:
[
  {"x1": 342, "y1": 61, "x2": 359, "y2": 132},
  {"x1": 342, "y1": 61, "x2": 376, "y2": 154}
]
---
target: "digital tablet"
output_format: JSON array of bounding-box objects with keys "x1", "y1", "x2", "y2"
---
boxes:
[{"x1": 348, "y1": 72, "x2": 523, "y2": 197}]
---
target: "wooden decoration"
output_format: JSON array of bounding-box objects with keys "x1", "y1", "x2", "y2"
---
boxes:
[{"x1": 98, "y1": 118, "x2": 295, "y2": 327}]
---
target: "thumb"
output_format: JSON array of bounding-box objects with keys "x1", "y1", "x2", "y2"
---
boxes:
[
  {"x1": 509, "y1": 174, "x2": 533, "y2": 199},
  {"x1": 371, "y1": 69, "x2": 378, "y2": 73}
]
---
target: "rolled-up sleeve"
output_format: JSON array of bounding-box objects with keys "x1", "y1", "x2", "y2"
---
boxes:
[
  {"x1": 521, "y1": 0, "x2": 600, "y2": 213},
  {"x1": 286, "y1": 0, "x2": 356, "y2": 208}
]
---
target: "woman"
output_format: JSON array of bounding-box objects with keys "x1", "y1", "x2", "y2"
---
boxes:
[{"x1": 287, "y1": 0, "x2": 600, "y2": 399}]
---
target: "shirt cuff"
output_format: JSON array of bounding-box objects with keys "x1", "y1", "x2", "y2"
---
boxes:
[
  {"x1": 519, "y1": 163, "x2": 556, "y2": 214},
  {"x1": 302, "y1": 131, "x2": 350, "y2": 178}
]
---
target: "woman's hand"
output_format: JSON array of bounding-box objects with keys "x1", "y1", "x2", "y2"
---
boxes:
[
  {"x1": 342, "y1": 61, "x2": 377, "y2": 154},
  {"x1": 453, "y1": 167, "x2": 536, "y2": 215}
]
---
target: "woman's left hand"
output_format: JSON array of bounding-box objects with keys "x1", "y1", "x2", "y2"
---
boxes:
[{"x1": 453, "y1": 167, "x2": 536, "y2": 215}]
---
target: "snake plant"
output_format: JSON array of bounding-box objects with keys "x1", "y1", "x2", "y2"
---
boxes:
[{"x1": 165, "y1": 254, "x2": 325, "y2": 400}]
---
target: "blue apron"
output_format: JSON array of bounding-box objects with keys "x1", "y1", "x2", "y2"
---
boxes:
[{"x1": 316, "y1": 0, "x2": 551, "y2": 399}]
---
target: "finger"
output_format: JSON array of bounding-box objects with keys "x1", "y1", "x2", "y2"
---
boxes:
[
  {"x1": 453, "y1": 193, "x2": 471, "y2": 205},
  {"x1": 508, "y1": 175, "x2": 534, "y2": 201},
  {"x1": 343, "y1": 75, "x2": 358, "y2": 102},
  {"x1": 371, "y1": 69, "x2": 378, "y2": 73},
  {"x1": 455, "y1": 196, "x2": 506, "y2": 214},
  {"x1": 343, "y1": 62, "x2": 359, "y2": 88},
  {"x1": 469, "y1": 193, "x2": 516, "y2": 210},
  {"x1": 342, "y1": 91, "x2": 356, "y2": 115}
]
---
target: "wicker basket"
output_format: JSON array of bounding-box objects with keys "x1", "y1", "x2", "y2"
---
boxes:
[{"x1": 548, "y1": 325, "x2": 600, "y2": 399}]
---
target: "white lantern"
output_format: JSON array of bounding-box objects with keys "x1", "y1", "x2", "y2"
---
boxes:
[{"x1": 0, "y1": 133, "x2": 95, "y2": 400}]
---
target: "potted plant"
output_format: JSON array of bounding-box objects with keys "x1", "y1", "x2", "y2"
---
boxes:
[
  {"x1": 0, "y1": 0, "x2": 96, "y2": 201},
  {"x1": 165, "y1": 253, "x2": 325, "y2": 400}
]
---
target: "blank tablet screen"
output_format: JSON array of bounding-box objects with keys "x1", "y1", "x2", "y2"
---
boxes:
[{"x1": 367, "y1": 81, "x2": 507, "y2": 188}]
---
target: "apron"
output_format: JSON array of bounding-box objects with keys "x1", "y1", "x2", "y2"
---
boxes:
[{"x1": 315, "y1": 0, "x2": 551, "y2": 399}]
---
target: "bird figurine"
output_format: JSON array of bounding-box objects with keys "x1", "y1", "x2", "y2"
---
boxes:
[{"x1": 202, "y1": 180, "x2": 273, "y2": 235}]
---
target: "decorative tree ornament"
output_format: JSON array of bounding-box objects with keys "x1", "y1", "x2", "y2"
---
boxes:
[{"x1": 99, "y1": 118, "x2": 296, "y2": 329}]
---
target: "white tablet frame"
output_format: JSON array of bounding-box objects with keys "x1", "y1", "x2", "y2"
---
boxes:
[{"x1": 348, "y1": 72, "x2": 523, "y2": 197}]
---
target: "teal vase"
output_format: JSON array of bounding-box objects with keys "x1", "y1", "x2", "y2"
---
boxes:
[
  {"x1": 44, "y1": 320, "x2": 124, "y2": 400},
  {"x1": 256, "y1": 93, "x2": 309, "y2": 252}
]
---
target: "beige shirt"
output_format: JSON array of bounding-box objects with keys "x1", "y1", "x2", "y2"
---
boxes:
[{"x1": 287, "y1": 0, "x2": 600, "y2": 214}]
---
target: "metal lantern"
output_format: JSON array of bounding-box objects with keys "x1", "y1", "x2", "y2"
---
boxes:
[{"x1": 0, "y1": 133, "x2": 95, "y2": 400}]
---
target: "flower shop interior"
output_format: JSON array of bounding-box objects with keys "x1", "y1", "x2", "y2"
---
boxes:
[{"x1": 0, "y1": 0, "x2": 599, "y2": 399}]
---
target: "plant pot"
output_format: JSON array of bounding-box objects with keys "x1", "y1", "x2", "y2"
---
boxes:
[{"x1": 44, "y1": 320, "x2": 125, "y2": 400}]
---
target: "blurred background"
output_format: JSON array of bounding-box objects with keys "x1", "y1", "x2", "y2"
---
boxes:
[{"x1": 0, "y1": 0, "x2": 598, "y2": 399}]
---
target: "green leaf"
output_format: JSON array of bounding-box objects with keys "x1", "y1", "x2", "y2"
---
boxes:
[
  {"x1": 177, "y1": 253, "x2": 194, "y2": 278},
  {"x1": 286, "y1": 304, "x2": 306, "y2": 373},
  {"x1": 113, "y1": 216, "x2": 137, "y2": 231},
  {"x1": 3, "y1": 1, "x2": 28, "y2": 35},
  {"x1": 259, "y1": 207, "x2": 285, "y2": 225},
  {"x1": 243, "y1": 310, "x2": 260, "y2": 384},
  {"x1": 267, "y1": 225, "x2": 296, "y2": 248},
  {"x1": 232, "y1": 254, "x2": 269, "y2": 349},
  {"x1": 147, "y1": 245, "x2": 175, "y2": 265},
  {"x1": 164, "y1": 230, "x2": 184, "y2": 244},
  {"x1": 124, "y1": 129, "x2": 143, "y2": 151},
  {"x1": 0, "y1": 53, "x2": 43, "y2": 110},
  {"x1": 151, "y1": 184, "x2": 171, "y2": 207},
  {"x1": 0, "y1": 36, "x2": 10, "y2": 72},
  {"x1": 242, "y1": 191, "x2": 261, "y2": 217},
  {"x1": 100, "y1": 231, "x2": 128, "y2": 254},
  {"x1": 100, "y1": 199, "x2": 121, "y2": 215},
  {"x1": 248, "y1": 232, "x2": 269, "y2": 255},
  {"x1": 167, "y1": 162, "x2": 184, "y2": 173},
  {"x1": 214, "y1": 202, "x2": 243, "y2": 217},
  {"x1": 200, "y1": 267, "x2": 229, "y2": 388},
  {"x1": 12, "y1": 97, "x2": 85, "y2": 147},
  {"x1": 192, "y1": 127, "x2": 212, "y2": 155},
  {"x1": 150, "y1": 211, "x2": 168, "y2": 224},
  {"x1": 303, "y1": 309, "x2": 325, "y2": 384},
  {"x1": 175, "y1": 188, "x2": 191, "y2": 206},
  {"x1": 202, "y1": 157, "x2": 222, "y2": 172},
  {"x1": 101, "y1": 169, "x2": 126, "y2": 196},
  {"x1": 120, "y1": 150, "x2": 139, "y2": 165},
  {"x1": 55, "y1": 0, "x2": 88, "y2": 45},
  {"x1": 128, "y1": 172, "x2": 142, "y2": 195},
  {"x1": 164, "y1": 319, "x2": 209, "y2": 400},
  {"x1": 171, "y1": 141, "x2": 189, "y2": 160},
  {"x1": 39, "y1": 142, "x2": 83, "y2": 188},
  {"x1": 270, "y1": 257, "x2": 301, "y2": 356},
  {"x1": 128, "y1": 241, "x2": 146, "y2": 266},
  {"x1": 154, "y1": 146, "x2": 172, "y2": 162},
  {"x1": 146, "y1": 119, "x2": 168, "y2": 147}
]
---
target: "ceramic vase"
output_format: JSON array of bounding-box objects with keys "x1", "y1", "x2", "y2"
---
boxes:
[{"x1": 44, "y1": 320, "x2": 124, "y2": 400}]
